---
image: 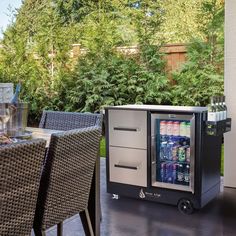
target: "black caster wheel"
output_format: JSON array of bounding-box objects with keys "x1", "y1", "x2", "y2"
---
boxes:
[{"x1": 178, "y1": 199, "x2": 194, "y2": 215}]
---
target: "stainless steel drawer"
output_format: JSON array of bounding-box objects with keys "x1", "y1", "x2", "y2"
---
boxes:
[
  {"x1": 109, "y1": 146, "x2": 147, "y2": 187},
  {"x1": 108, "y1": 109, "x2": 147, "y2": 149}
]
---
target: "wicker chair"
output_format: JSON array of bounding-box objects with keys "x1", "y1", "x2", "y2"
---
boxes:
[
  {"x1": 0, "y1": 139, "x2": 46, "y2": 236},
  {"x1": 39, "y1": 110, "x2": 102, "y2": 131},
  {"x1": 33, "y1": 126, "x2": 101, "y2": 236}
]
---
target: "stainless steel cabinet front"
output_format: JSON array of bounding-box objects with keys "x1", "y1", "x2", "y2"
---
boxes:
[
  {"x1": 109, "y1": 146, "x2": 147, "y2": 187},
  {"x1": 108, "y1": 109, "x2": 147, "y2": 149}
]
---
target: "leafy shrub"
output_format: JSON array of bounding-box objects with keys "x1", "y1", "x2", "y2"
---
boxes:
[
  {"x1": 65, "y1": 47, "x2": 170, "y2": 112},
  {"x1": 171, "y1": 40, "x2": 224, "y2": 106}
]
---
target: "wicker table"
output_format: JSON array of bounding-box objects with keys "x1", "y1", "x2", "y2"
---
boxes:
[{"x1": 26, "y1": 127, "x2": 101, "y2": 236}]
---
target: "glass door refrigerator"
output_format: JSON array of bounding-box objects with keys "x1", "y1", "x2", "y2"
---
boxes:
[{"x1": 151, "y1": 113, "x2": 195, "y2": 194}]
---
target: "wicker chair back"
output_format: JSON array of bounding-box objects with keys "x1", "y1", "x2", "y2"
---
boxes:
[
  {"x1": 33, "y1": 126, "x2": 101, "y2": 231},
  {"x1": 0, "y1": 139, "x2": 46, "y2": 235},
  {"x1": 39, "y1": 111, "x2": 102, "y2": 130}
]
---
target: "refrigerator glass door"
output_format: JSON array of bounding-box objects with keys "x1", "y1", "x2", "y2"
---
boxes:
[{"x1": 151, "y1": 113, "x2": 195, "y2": 193}]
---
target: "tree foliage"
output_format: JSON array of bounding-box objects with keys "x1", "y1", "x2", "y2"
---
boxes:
[
  {"x1": 0, "y1": 0, "x2": 225, "y2": 122},
  {"x1": 60, "y1": 0, "x2": 170, "y2": 112},
  {"x1": 158, "y1": 0, "x2": 205, "y2": 43},
  {"x1": 0, "y1": 0, "x2": 77, "y2": 121},
  {"x1": 171, "y1": 0, "x2": 224, "y2": 106}
]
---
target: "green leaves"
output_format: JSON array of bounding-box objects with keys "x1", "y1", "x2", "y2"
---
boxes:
[
  {"x1": 170, "y1": 0, "x2": 224, "y2": 107},
  {"x1": 171, "y1": 42, "x2": 224, "y2": 106},
  {"x1": 65, "y1": 49, "x2": 170, "y2": 112},
  {"x1": 0, "y1": 0, "x2": 224, "y2": 124}
]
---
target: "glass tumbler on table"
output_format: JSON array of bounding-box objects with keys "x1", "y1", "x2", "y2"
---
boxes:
[{"x1": 0, "y1": 104, "x2": 11, "y2": 134}]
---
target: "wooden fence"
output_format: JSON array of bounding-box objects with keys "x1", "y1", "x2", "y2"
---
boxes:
[
  {"x1": 71, "y1": 43, "x2": 188, "y2": 73},
  {"x1": 160, "y1": 43, "x2": 187, "y2": 73}
]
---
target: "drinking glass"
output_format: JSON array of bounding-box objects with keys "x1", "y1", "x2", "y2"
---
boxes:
[{"x1": 0, "y1": 104, "x2": 11, "y2": 134}]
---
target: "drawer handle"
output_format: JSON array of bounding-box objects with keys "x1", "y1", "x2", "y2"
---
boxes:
[
  {"x1": 113, "y1": 127, "x2": 139, "y2": 132},
  {"x1": 114, "y1": 164, "x2": 138, "y2": 170}
]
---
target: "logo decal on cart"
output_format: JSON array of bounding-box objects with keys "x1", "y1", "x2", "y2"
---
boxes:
[{"x1": 139, "y1": 188, "x2": 145, "y2": 199}]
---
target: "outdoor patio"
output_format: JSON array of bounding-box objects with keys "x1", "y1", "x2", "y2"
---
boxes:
[
  {"x1": 38, "y1": 158, "x2": 236, "y2": 236},
  {"x1": 1, "y1": 1, "x2": 236, "y2": 236}
]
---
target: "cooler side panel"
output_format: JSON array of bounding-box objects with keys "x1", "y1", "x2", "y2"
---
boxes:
[
  {"x1": 201, "y1": 134, "x2": 222, "y2": 194},
  {"x1": 196, "y1": 112, "x2": 221, "y2": 207}
]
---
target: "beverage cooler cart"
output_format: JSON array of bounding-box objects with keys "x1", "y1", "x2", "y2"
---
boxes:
[{"x1": 105, "y1": 105, "x2": 231, "y2": 214}]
